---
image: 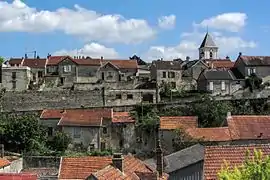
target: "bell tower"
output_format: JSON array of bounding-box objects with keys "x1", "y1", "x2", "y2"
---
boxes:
[{"x1": 199, "y1": 32, "x2": 218, "y2": 59}]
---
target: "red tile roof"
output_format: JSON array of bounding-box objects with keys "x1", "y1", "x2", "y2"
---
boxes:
[
  {"x1": 9, "y1": 58, "x2": 23, "y2": 66},
  {"x1": 186, "y1": 127, "x2": 231, "y2": 142},
  {"x1": 47, "y1": 56, "x2": 70, "y2": 65},
  {"x1": 0, "y1": 173, "x2": 37, "y2": 180},
  {"x1": 206, "y1": 59, "x2": 234, "y2": 69},
  {"x1": 22, "y1": 58, "x2": 47, "y2": 68},
  {"x1": 0, "y1": 158, "x2": 10, "y2": 168},
  {"x1": 204, "y1": 144, "x2": 270, "y2": 180},
  {"x1": 228, "y1": 115, "x2": 270, "y2": 140},
  {"x1": 58, "y1": 108, "x2": 112, "y2": 127},
  {"x1": 239, "y1": 55, "x2": 270, "y2": 66},
  {"x1": 160, "y1": 116, "x2": 198, "y2": 130},
  {"x1": 73, "y1": 58, "x2": 101, "y2": 66},
  {"x1": 40, "y1": 109, "x2": 64, "y2": 119},
  {"x1": 102, "y1": 59, "x2": 138, "y2": 69},
  {"x1": 59, "y1": 155, "x2": 168, "y2": 180},
  {"x1": 112, "y1": 112, "x2": 135, "y2": 123}
]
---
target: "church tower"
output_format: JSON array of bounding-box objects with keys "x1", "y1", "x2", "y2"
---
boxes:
[{"x1": 199, "y1": 32, "x2": 218, "y2": 59}]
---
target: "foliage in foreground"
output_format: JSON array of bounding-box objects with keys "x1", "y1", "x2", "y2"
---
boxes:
[{"x1": 218, "y1": 149, "x2": 270, "y2": 180}]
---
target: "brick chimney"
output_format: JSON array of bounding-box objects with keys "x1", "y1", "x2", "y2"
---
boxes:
[
  {"x1": 112, "y1": 153, "x2": 124, "y2": 172},
  {"x1": 156, "y1": 139, "x2": 163, "y2": 177},
  {"x1": 0, "y1": 144, "x2": 4, "y2": 158}
]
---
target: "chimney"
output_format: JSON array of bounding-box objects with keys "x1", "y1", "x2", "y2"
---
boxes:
[
  {"x1": 156, "y1": 139, "x2": 163, "y2": 177},
  {"x1": 101, "y1": 56, "x2": 104, "y2": 60},
  {"x1": 185, "y1": 56, "x2": 190, "y2": 62},
  {"x1": 25, "y1": 54, "x2": 28, "y2": 59},
  {"x1": 226, "y1": 56, "x2": 230, "y2": 60},
  {"x1": 112, "y1": 153, "x2": 124, "y2": 172},
  {"x1": 0, "y1": 144, "x2": 4, "y2": 158},
  {"x1": 47, "y1": 53, "x2": 51, "y2": 59},
  {"x1": 239, "y1": 52, "x2": 242, "y2": 56}
]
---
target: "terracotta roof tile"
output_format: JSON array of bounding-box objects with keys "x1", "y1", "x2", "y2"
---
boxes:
[
  {"x1": 59, "y1": 155, "x2": 168, "y2": 180},
  {"x1": 102, "y1": 59, "x2": 138, "y2": 69},
  {"x1": 22, "y1": 58, "x2": 47, "y2": 68},
  {"x1": 40, "y1": 109, "x2": 64, "y2": 119},
  {"x1": 204, "y1": 144, "x2": 270, "y2": 180},
  {"x1": 73, "y1": 58, "x2": 101, "y2": 66},
  {"x1": 9, "y1": 58, "x2": 23, "y2": 65},
  {"x1": 228, "y1": 115, "x2": 270, "y2": 140},
  {"x1": 57, "y1": 108, "x2": 112, "y2": 127},
  {"x1": 240, "y1": 55, "x2": 270, "y2": 66},
  {"x1": 112, "y1": 112, "x2": 135, "y2": 123},
  {"x1": 47, "y1": 56, "x2": 69, "y2": 65},
  {"x1": 206, "y1": 59, "x2": 234, "y2": 69},
  {"x1": 160, "y1": 116, "x2": 198, "y2": 130},
  {"x1": 186, "y1": 127, "x2": 231, "y2": 142},
  {"x1": 0, "y1": 173, "x2": 37, "y2": 180},
  {"x1": 0, "y1": 158, "x2": 10, "y2": 168}
]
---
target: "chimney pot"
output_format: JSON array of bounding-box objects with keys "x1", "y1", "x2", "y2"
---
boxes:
[
  {"x1": 101, "y1": 56, "x2": 104, "y2": 60},
  {"x1": 239, "y1": 52, "x2": 242, "y2": 56},
  {"x1": 112, "y1": 153, "x2": 124, "y2": 172},
  {"x1": 186, "y1": 56, "x2": 190, "y2": 61},
  {"x1": 0, "y1": 144, "x2": 4, "y2": 158},
  {"x1": 226, "y1": 56, "x2": 230, "y2": 60}
]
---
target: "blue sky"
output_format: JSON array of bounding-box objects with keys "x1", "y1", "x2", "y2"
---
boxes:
[{"x1": 0, "y1": 0, "x2": 269, "y2": 61}]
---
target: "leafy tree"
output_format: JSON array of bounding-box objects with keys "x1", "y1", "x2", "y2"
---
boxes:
[
  {"x1": 1, "y1": 114, "x2": 47, "y2": 153},
  {"x1": 0, "y1": 56, "x2": 4, "y2": 64},
  {"x1": 218, "y1": 149, "x2": 270, "y2": 180},
  {"x1": 245, "y1": 73, "x2": 263, "y2": 92},
  {"x1": 48, "y1": 131, "x2": 71, "y2": 152},
  {"x1": 190, "y1": 95, "x2": 233, "y2": 127}
]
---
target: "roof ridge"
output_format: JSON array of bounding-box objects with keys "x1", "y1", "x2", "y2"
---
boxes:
[{"x1": 205, "y1": 143, "x2": 270, "y2": 149}]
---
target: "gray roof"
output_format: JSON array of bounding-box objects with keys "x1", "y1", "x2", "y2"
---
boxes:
[
  {"x1": 240, "y1": 56, "x2": 270, "y2": 66},
  {"x1": 202, "y1": 70, "x2": 235, "y2": 80},
  {"x1": 200, "y1": 33, "x2": 217, "y2": 48},
  {"x1": 144, "y1": 144, "x2": 204, "y2": 173},
  {"x1": 152, "y1": 60, "x2": 182, "y2": 70}
]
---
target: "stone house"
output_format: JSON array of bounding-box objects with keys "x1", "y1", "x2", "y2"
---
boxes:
[
  {"x1": 197, "y1": 69, "x2": 243, "y2": 96},
  {"x1": 1, "y1": 66, "x2": 31, "y2": 91},
  {"x1": 40, "y1": 108, "x2": 136, "y2": 151},
  {"x1": 181, "y1": 59, "x2": 209, "y2": 90},
  {"x1": 145, "y1": 144, "x2": 204, "y2": 180},
  {"x1": 58, "y1": 152, "x2": 168, "y2": 180},
  {"x1": 8, "y1": 57, "x2": 47, "y2": 87},
  {"x1": 159, "y1": 116, "x2": 199, "y2": 154},
  {"x1": 203, "y1": 144, "x2": 270, "y2": 180},
  {"x1": 234, "y1": 53, "x2": 270, "y2": 79},
  {"x1": 150, "y1": 60, "x2": 182, "y2": 90}
]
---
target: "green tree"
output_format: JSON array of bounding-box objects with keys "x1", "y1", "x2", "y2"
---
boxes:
[
  {"x1": 1, "y1": 114, "x2": 47, "y2": 153},
  {"x1": 0, "y1": 56, "x2": 4, "y2": 64},
  {"x1": 190, "y1": 95, "x2": 233, "y2": 127},
  {"x1": 48, "y1": 131, "x2": 71, "y2": 152},
  {"x1": 218, "y1": 149, "x2": 270, "y2": 180}
]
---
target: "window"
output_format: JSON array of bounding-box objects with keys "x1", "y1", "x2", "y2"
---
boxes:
[
  {"x1": 162, "y1": 71, "x2": 166, "y2": 78},
  {"x1": 101, "y1": 72, "x2": 105, "y2": 80},
  {"x1": 103, "y1": 127, "x2": 107, "y2": 134},
  {"x1": 116, "y1": 94, "x2": 122, "y2": 99},
  {"x1": 60, "y1": 77, "x2": 65, "y2": 85},
  {"x1": 127, "y1": 94, "x2": 133, "y2": 99},
  {"x1": 248, "y1": 68, "x2": 256, "y2": 76},
  {"x1": 170, "y1": 82, "x2": 176, "y2": 89},
  {"x1": 12, "y1": 81, "x2": 16, "y2": 89},
  {"x1": 63, "y1": 65, "x2": 72, "y2": 73},
  {"x1": 89, "y1": 144, "x2": 95, "y2": 151},
  {"x1": 38, "y1": 71, "x2": 43, "y2": 78},
  {"x1": 107, "y1": 71, "x2": 114, "y2": 79},
  {"x1": 168, "y1": 71, "x2": 175, "y2": 78},
  {"x1": 209, "y1": 81, "x2": 214, "y2": 91},
  {"x1": 33, "y1": 73, "x2": 36, "y2": 82},
  {"x1": 210, "y1": 52, "x2": 213, "y2": 59},
  {"x1": 101, "y1": 142, "x2": 106, "y2": 151},
  {"x1": 12, "y1": 72, "x2": 16, "y2": 79},
  {"x1": 73, "y1": 127, "x2": 81, "y2": 138},
  {"x1": 48, "y1": 127, "x2": 53, "y2": 136},
  {"x1": 48, "y1": 66, "x2": 56, "y2": 73},
  {"x1": 221, "y1": 81, "x2": 226, "y2": 90}
]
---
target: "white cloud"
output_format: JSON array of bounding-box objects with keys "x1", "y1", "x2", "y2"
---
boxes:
[
  {"x1": 53, "y1": 43, "x2": 119, "y2": 58},
  {"x1": 194, "y1": 13, "x2": 247, "y2": 32},
  {"x1": 145, "y1": 31, "x2": 256, "y2": 60},
  {"x1": 158, "y1": 15, "x2": 176, "y2": 30},
  {"x1": 0, "y1": 0, "x2": 155, "y2": 44}
]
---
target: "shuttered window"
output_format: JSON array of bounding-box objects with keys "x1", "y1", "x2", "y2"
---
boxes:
[
  {"x1": 209, "y1": 81, "x2": 213, "y2": 91},
  {"x1": 221, "y1": 81, "x2": 226, "y2": 90}
]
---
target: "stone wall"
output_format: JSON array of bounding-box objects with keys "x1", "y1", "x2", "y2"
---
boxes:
[
  {"x1": 23, "y1": 156, "x2": 60, "y2": 169},
  {"x1": 1, "y1": 90, "x2": 103, "y2": 112}
]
